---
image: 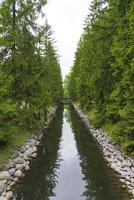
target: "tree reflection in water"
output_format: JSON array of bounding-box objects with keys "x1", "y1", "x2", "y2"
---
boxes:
[
  {"x1": 13, "y1": 106, "x2": 64, "y2": 200},
  {"x1": 69, "y1": 106, "x2": 130, "y2": 200}
]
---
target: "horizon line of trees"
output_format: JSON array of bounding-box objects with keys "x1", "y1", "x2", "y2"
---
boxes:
[
  {"x1": 65, "y1": 0, "x2": 134, "y2": 155},
  {"x1": 0, "y1": 0, "x2": 63, "y2": 143}
]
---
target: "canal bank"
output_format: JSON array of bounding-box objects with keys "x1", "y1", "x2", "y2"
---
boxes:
[
  {"x1": 72, "y1": 103, "x2": 134, "y2": 198},
  {"x1": 12, "y1": 106, "x2": 131, "y2": 200},
  {"x1": 0, "y1": 107, "x2": 58, "y2": 200}
]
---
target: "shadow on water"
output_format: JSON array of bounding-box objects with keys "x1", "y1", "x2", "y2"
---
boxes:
[
  {"x1": 13, "y1": 106, "x2": 64, "y2": 200},
  {"x1": 13, "y1": 105, "x2": 130, "y2": 200},
  {"x1": 68, "y1": 106, "x2": 130, "y2": 200}
]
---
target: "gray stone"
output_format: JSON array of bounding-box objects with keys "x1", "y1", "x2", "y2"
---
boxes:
[
  {"x1": 13, "y1": 157, "x2": 23, "y2": 164},
  {"x1": 6, "y1": 162, "x2": 15, "y2": 170},
  {"x1": 131, "y1": 178, "x2": 134, "y2": 183},
  {"x1": 0, "y1": 172, "x2": 11, "y2": 181},
  {"x1": 19, "y1": 147, "x2": 26, "y2": 153},
  {"x1": 16, "y1": 164, "x2": 24, "y2": 171},
  {"x1": 12, "y1": 151, "x2": 19, "y2": 159},
  {"x1": 6, "y1": 185, "x2": 11, "y2": 192},
  {"x1": 24, "y1": 148, "x2": 33, "y2": 157},
  {"x1": 32, "y1": 146, "x2": 37, "y2": 153},
  {"x1": 8, "y1": 168, "x2": 16, "y2": 176},
  {"x1": 14, "y1": 170, "x2": 22, "y2": 178},
  {"x1": 126, "y1": 160, "x2": 132, "y2": 167},
  {"x1": 31, "y1": 153, "x2": 37, "y2": 158},
  {"x1": 0, "y1": 181, "x2": 6, "y2": 194},
  {"x1": 24, "y1": 165, "x2": 30, "y2": 171},
  {"x1": 25, "y1": 145, "x2": 30, "y2": 150},
  {"x1": 9, "y1": 181, "x2": 15, "y2": 187},
  {"x1": 0, "y1": 197, "x2": 7, "y2": 200},
  {"x1": 5, "y1": 191, "x2": 13, "y2": 200},
  {"x1": 23, "y1": 155, "x2": 29, "y2": 161},
  {"x1": 13, "y1": 177, "x2": 18, "y2": 182},
  {"x1": 1, "y1": 191, "x2": 6, "y2": 197}
]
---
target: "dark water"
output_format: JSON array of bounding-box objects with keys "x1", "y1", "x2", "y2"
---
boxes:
[{"x1": 13, "y1": 106, "x2": 130, "y2": 200}]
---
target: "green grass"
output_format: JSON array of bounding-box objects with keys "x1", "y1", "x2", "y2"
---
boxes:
[
  {"x1": 0, "y1": 132, "x2": 31, "y2": 169},
  {"x1": 86, "y1": 108, "x2": 98, "y2": 125},
  {"x1": 102, "y1": 123, "x2": 117, "y2": 138}
]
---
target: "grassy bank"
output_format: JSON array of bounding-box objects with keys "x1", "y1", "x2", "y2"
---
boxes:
[
  {"x1": 0, "y1": 132, "x2": 31, "y2": 170},
  {"x1": 85, "y1": 108, "x2": 134, "y2": 159},
  {"x1": 0, "y1": 106, "x2": 57, "y2": 170}
]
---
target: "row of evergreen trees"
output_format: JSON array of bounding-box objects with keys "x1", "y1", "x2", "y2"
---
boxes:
[
  {"x1": 66, "y1": 0, "x2": 134, "y2": 155},
  {"x1": 0, "y1": 0, "x2": 63, "y2": 143}
]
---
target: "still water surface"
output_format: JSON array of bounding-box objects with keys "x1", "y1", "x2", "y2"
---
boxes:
[{"x1": 13, "y1": 106, "x2": 130, "y2": 200}]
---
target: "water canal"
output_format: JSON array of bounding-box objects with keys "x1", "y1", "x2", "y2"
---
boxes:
[{"x1": 13, "y1": 106, "x2": 130, "y2": 200}]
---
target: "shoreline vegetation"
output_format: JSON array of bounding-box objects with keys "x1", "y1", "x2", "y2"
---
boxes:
[
  {"x1": 0, "y1": 106, "x2": 57, "y2": 170},
  {"x1": 0, "y1": 107, "x2": 57, "y2": 199},
  {"x1": 0, "y1": 0, "x2": 63, "y2": 171},
  {"x1": 72, "y1": 103, "x2": 134, "y2": 198},
  {"x1": 65, "y1": 0, "x2": 134, "y2": 157},
  {"x1": 86, "y1": 107, "x2": 134, "y2": 159}
]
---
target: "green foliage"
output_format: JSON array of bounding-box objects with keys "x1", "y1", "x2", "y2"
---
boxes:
[
  {"x1": 66, "y1": 0, "x2": 134, "y2": 155},
  {"x1": 0, "y1": 0, "x2": 63, "y2": 143}
]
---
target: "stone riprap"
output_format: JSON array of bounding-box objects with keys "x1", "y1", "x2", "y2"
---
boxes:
[
  {"x1": 73, "y1": 103, "x2": 134, "y2": 199},
  {"x1": 0, "y1": 107, "x2": 57, "y2": 200}
]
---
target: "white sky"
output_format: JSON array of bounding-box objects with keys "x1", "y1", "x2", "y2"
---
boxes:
[{"x1": 44, "y1": 0, "x2": 91, "y2": 79}]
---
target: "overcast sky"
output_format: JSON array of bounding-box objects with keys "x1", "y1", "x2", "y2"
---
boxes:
[{"x1": 44, "y1": 0, "x2": 91, "y2": 79}]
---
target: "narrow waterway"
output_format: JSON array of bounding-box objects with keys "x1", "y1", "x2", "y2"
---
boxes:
[{"x1": 13, "y1": 106, "x2": 130, "y2": 200}]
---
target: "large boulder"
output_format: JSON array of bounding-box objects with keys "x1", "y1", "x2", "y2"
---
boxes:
[{"x1": 0, "y1": 171, "x2": 11, "y2": 181}]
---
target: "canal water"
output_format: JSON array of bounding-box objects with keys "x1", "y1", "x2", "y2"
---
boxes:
[{"x1": 13, "y1": 106, "x2": 130, "y2": 200}]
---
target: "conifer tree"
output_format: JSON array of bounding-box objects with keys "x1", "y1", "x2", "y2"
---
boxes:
[
  {"x1": 66, "y1": 0, "x2": 134, "y2": 154},
  {"x1": 0, "y1": 0, "x2": 63, "y2": 143}
]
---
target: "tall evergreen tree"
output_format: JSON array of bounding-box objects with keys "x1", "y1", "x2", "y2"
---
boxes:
[
  {"x1": 66, "y1": 0, "x2": 134, "y2": 155},
  {"x1": 0, "y1": 0, "x2": 63, "y2": 143}
]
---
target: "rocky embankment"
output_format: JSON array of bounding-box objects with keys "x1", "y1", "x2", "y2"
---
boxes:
[
  {"x1": 0, "y1": 107, "x2": 57, "y2": 200},
  {"x1": 73, "y1": 103, "x2": 134, "y2": 199}
]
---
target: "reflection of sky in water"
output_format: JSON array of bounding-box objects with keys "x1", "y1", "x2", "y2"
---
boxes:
[
  {"x1": 50, "y1": 117, "x2": 85, "y2": 200},
  {"x1": 13, "y1": 108, "x2": 130, "y2": 200}
]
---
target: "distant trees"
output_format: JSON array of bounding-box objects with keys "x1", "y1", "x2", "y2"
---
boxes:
[
  {"x1": 0, "y1": 0, "x2": 63, "y2": 143},
  {"x1": 66, "y1": 0, "x2": 134, "y2": 155}
]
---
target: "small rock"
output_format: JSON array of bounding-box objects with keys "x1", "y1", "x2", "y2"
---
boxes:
[
  {"x1": 6, "y1": 162, "x2": 15, "y2": 170},
  {"x1": 13, "y1": 177, "x2": 18, "y2": 182},
  {"x1": 0, "y1": 180, "x2": 6, "y2": 194},
  {"x1": 12, "y1": 151, "x2": 20, "y2": 159},
  {"x1": 19, "y1": 147, "x2": 26, "y2": 153},
  {"x1": 14, "y1": 170, "x2": 22, "y2": 178},
  {"x1": 0, "y1": 171, "x2": 11, "y2": 181},
  {"x1": 32, "y1": 146, "x2": 37, "y2": 153},
  {"x1": 31, "y1": 153, "x2": 37, "y2": 158},
  {"x1": 0, "y1": 197, "x2": 7, "y2": 200},
  {"x1": 24, "y1": 165, "x2": 30, "y2": 171},
  {"x1": 24, "y1": 148, "x2": 33, "y2": 157},
  {"x1": 13, "y1": 157, "x2": 23, "y2": 164},
  {"x1": 9, "y1": 181, "x2": 15, "y2": 187},
  {"x1": 5, "y1": 191, "x2": 13, "y2": 200},
  {"x1": 16, "y1": 164, "x2": 24, "y2": 171},
  {"x1": 8, "y1": 168, "x2": 16, "y2": 176},
  {"x1": 6, "y1": 185, "x2": 11, "y2": 192}
]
